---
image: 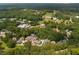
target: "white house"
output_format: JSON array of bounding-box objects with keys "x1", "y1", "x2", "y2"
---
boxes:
[
  {"x1": 75, "y1": 16, "x2": 79, "y2": 18},
  {"x1": 17, "y1": 37, "x2": 25, "y2": 44},
  {"x1": 17, "y1": 24, "x2": 31, "y2": 29},
  {"x1": 51, "y1": 41, "x2": 56, "y2": 44},
  {"x1": 40, "y1": 39, "x2": 50, "y2": 45},
  {"x1": 53, "y1": 17, "x2": 58, "y2": 20},
  {"x1": 2, "y1": 18, "x2": 6, "y2": 20},
  {"x1": 39, "y1": 24, "x2": 46, "y2": 28},
  {"x1": 9, "y1": 18, "x2": 16, "y2": 21},
  {"x1": 0, "y1": 31, "x2": 6, "y2": 38},
  {"x1": 65, "y1": 29, "x2": 72, "y2": 39}
]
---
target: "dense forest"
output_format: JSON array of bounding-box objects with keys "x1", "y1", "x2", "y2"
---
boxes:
[{"x1": 0, "y1": 3, "x2": 79, "y2": 55}]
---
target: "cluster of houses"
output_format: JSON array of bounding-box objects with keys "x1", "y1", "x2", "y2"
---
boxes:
[
  {"x1": 0, "y1": 18, "x2": 16, "y2": 21},
  {"x1": 0, "y1": 29, "x2": 15, "y2": 38},
  {"x1": 0, "y1": 29, "x2": 11, "y2": 38},
  {"x1": 0, "y1": 28, "x2": 72, "y2": 46},
  {"x1": 43, "y1": 13, "x2": 73, "y2": 24},
  {"x1": 16, "y1": 34, "x2": 56, "y2": 46},
  {"x1": 17, "y1": 23, "x2": 46, "y2": 29},
  {"x1": 0, "y1": 29, "x2": 56, "y2": 46},
  {"x1": 0, "y1": 29, "x2": 55, "y2": 46},
  {"x1": 16, "y1": 31, "x2": 72, "y2": 46},
  {"x1": 0, "y1": 10, "x2": 74, "y2": 47},
  {"x1": 16, "y1": 19, "x2": 46, "y2": 29},
  {"x1": 0, "y1": 31, "x2": 72, "y2": 47}
]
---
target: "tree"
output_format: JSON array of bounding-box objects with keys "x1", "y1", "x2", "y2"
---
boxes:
[
  {"x1": 0, "y1": 41, "x2": 5, "y2": 54},
  {"x1": 7, "y1": 39, "x2": 16, "y2": 48},
  {"x1": 24, "y1": 41, "x2": 32, "y2": 55}
]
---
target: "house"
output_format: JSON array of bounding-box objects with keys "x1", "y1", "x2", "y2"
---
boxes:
[
  {"x1": 53, "y1": 17, "x2": 58, "y2": 20},
  {"x1": 12, "y1": 37, "x2": 17, "y2": 41},
  {"x1": 75, "y1": 16, "x2": 79, "y2": 18},
  {"x1": 0, "y1": 29, "x2": 12, "y2": 38},
  {"x1": 17, "y1": 18, "x2": 27, "y2": 24},
  {"x1": 1, "y1": 29, "x2": 12, "y2": 34},
  {"x1": 24, "y1": 34, "x2": 48, "y2": 46},
  {"x1": 42, "y1": 13, "x2": 53, "y2": 21},
  {"x1": 0, "y1": 31, "x2": 6, "y2": 38},
  {"x1": 9, "y1": 18, "x2": 16, "y2": 21},
  {"x1": 53, "y1": 27, "x2": 60, "y2": 32},
  {"x1": 2, "y1": 18, "x2": 6, "y2": 21},
  {"x1": 64, "y1": 17, "x2": 73, "y2": 25},
  {"x1": 17, "y1": 37, "x2": 24, "y2": 44},
  {"x1": 0, "y1": 20, "x2": 3, "y2": 23},
  {"x1": 65, "y1": 29, "x2": 72, "y2": 40},
  {"x1": 25, "y1": 34, "x2": 37, "y2": 41},
  {"x1": 32, "y1": 39, "x2": 51, "y2": 46},
  {"x1": 17, "y1": 20, "x2": 25, "y2": 24},
  {"x1": 28, "y1": 21, "x2": 31, "y2": 23},
  {"x1": 51, "y1": 41, "x2": 56, "y2": 44},
  {"x1": 39, "y1": 24, "x2": 46, "y2": 28},
  {"x1": 17, "y1": 34, "x2": 52, "y2": 46},
  {"x1": 17, "y1": 34, "x2": 39, "y2": 46},
  {"x1": 66, "y1": 31, "x2": 72, "y2": 38},
  {"x1": 31, "y1": 40, "x2": 42, "y2": 46},
  {"x1": 34, "y1": 11, "x2": 40, "y2": 15},
  {"x1": 22, "y1": 19, "x2": 27, "y2": 22},
  {"x1": 17, "y1": 34, "x2": 50, "y2": 46},
  {"x1": 69, "y1": 17, "x2": 73, "y2": 23},
  {"x1": 40, "y1": 39, "x2": 50, "y2": 45},
  {"x1": 53, "y1": 10, "x2": 56, "y2": 15},
  {"x1": 23, "y1": 9, "x2": 27, "y2": 11},
  {"x1": 35, "y1": 24, "x2": 46, "y2": 28},
  {"x1": 17, "y1": 24, "x2": 31, "y2": 29},
  {"x1": 32, "y1": 39, "x2": 50, "y2": 46},
  {"x1": 42, "y1": 15, "x2": 52, "y2": 19}
]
